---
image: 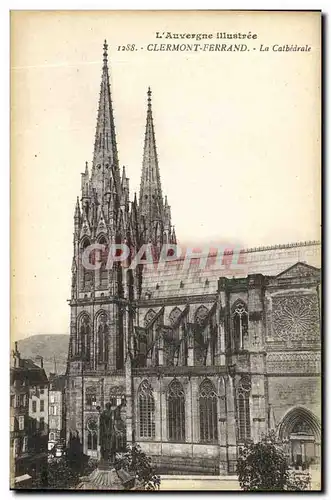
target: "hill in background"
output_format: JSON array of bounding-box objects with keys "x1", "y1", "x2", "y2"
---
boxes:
[{"x1": 17, "y1": 334, "x2": 69, "y2": 376}]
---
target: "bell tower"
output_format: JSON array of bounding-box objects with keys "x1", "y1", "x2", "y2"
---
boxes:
[
  {"x1": 65, "y1": 42, "x2": 177, "y2": 454},
  {"x1": 66, "y1": 42, "x2": 135, "y2": 446}
]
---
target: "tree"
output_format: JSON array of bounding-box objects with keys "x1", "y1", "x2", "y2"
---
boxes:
[
  {"x1": 237, "y1": 432, "x2": 310, "y2": 492},
  {"x1": 45, "y1": 457, "x2": 81, "y2": 489},
  {"x1": 115, "y1": 443, "x2": 161, "y2": 490}
]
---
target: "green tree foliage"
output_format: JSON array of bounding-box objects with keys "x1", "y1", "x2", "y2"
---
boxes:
[
  {"x1": 115, "y1": 443, "x2": 161, "y2": 490},
  {"x1": 237, "y1": 432, "x2": 310, "y2": 491}
]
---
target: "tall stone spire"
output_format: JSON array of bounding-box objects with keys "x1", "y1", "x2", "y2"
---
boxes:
[
  {"x1": 91, "y1": 40, "x2": 120, "y2": 198},
  {"x1": 139, "y1": 88, "x2": 164, "y2": 227},
  {"x1": 138, "y1": 88, "x2": 176, "y2": 251}
]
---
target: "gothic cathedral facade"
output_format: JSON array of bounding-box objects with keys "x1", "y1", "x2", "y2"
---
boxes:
[{"x1": 66, "y1": 42, "x2": 321, "y2": 475}]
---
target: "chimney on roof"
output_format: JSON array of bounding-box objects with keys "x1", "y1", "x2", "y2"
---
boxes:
[
  {"x1": 12, "y1": 341, "x2": 21, "y2": 367},
  {"x1": 36, "y1": 355, "x2": 44, "y2": 369}
]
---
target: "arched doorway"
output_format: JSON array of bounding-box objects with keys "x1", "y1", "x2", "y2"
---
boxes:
[{"x1": 278, "y1": 406, "x2": 321, "y2": 469}]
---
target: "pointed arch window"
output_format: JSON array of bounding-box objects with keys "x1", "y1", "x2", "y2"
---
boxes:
[
  {"x1": 144, "y1": 309, "x2": 156, "y2": 327},
  {"x1": 134, "y1": 329, "x2": 147, "y2": 368},
  {"x1": 167, "y1": 380, "x2": 185, "y2": 442},
  {"x1": 169, "y1": 307, "x2": 182, "y2": 326},
  {"x1": 80, "y1": 315, "x2": 91, "y2": 361},
  {"x1": 199, "y1": 379, "x2": 218, "y2": 443},
  {"x1": 195, "y1": 305, "x2": 209, "y2": 326},
  {"x1": 237, "y1": 377, "x2": 251, "y2": 442},
  {"x1": 97, "y1": 312, "x2": 109, "y2": 364},
  {"x1": 163, "y1": 328, "x2": 180, "y2": 367},
  {"x1": 137, "y1": 381, "x2": 155, "y2": 439},
  {"x1": 81, "y1": 238, "x2": 93, "y2": 290},
  {"x1": 181, "y1": 323, "x2": 189, "y2": 367},
  {"x1": 194, "y1": 305, "x2": 209, "y2": 366},
  {"x1": 87, "y1": 431, "x2": 97, "y2": 450},
  {"x1": 98, "y1": 236, "x2": 108, "y2": 288},
  {"x1": 232, "y1": 301, "x2": 248, "y2": 351},
  {"x1": 86, "y1": 386, "x2": 97, "y2": 408},
  {"x1": 87, "y1": 419, "x2": 98, "y2": 451}
]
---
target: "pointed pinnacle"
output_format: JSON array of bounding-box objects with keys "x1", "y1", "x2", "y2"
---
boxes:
[
  {"x1": 74, "y1": 197, "x2": 80, "y2": 218},
  {"x1": 85, "y1": 161, "x2": 89, "y2": 176},
  {"x1": 103, "y1": 40, "x2": 108, "y2": 64},
  {"x1": 147, "y1": 87, "x2": 152, "y2": 110}
]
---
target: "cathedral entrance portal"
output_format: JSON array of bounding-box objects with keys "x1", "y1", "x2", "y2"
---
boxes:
[{"x1": 278, "y1": 407, "x2": 321, "y2": 469}]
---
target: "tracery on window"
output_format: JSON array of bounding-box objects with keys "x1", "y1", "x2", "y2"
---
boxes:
[
  {"x1": 80, "y1": 314, "x2": 91, "y2": 360},
  {"x1": 194, "y1": 306, "x2": 209, "y2": 366},
  {"x1": 81, "y1": 238, "x2": 93, "y2": 290},
  {"x1": 163, "y1": 327, "x2": 181, "y2": 367},
  {"x1": 199, "y1": 379, "x2": 218, "y2": 443},
  {"x1": 137, "y1": 380, "x2": 155, "y2": 439},
  {"x1": 109, "y1": 386, "x2": 126, "y2": 407},
  {"x1": 237, "y1": 376, "x2": 251, "y2": 442},
  {"x1": 272, "y1": 294, "x2": 320, "y2": 341},
  {"x1": 87, "y1": 418, "x2": 98, "y2": 451},
  {"x1": 195, "y1": 305, "x2": 209, "y2": 327},
  {"x1": 232, "y1": 301, "x2": 248, "y2": 351},
  {"x1": 98, "y1": 236, "x2": 108, "y2": 288},
  {"x1": 97, "y1": 312, "x2": 109, "y2": 363},
  {"x1": 144, "y1": 309, "x2": 156, "y2": 327},
  {"x1": 86, "y1": 386, "x2": 97, "y2": 407},
  {"x1": 292, "y1": 419, "x2": 313, "y2": 435},
  {"x1": 134, "y1": 327, "x2": 148, "y2": 368},
  {"x1": 169, "y1": 307, "x2": 182, "y2": 326},
  {"x1": 167, "y1": 380, "x2": 185, "y2": 442}
]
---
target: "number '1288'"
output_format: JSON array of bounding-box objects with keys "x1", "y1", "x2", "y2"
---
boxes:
[{"x1": 117, "y1": 44, "x2": 137, "y2": 51}]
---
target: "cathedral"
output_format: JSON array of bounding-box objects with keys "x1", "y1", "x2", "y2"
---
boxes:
[{"x1": 66, "y1": 41, "x2": 321, "y2": 475}]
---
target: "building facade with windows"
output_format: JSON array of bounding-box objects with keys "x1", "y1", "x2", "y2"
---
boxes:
[
  {"x1": 10, "y1": 344, "x2": 49, "y2": 485},
  {"x1": 132, "y1": 264, "x2": 321, "y2": 474},
  {"x1": 65, "y1": 42, "x2": 321, "y2": 474},
  {"x1": 48, "y1": 374, "x2": 66, "y2": 449}
]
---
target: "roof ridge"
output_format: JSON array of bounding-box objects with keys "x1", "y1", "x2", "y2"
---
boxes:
[
  {"x1": 153, "y1": 240, "x2": 321, "y2": 264},
  {"x1": 240, "y1": 240, "x2": 321, "y2": 254}
]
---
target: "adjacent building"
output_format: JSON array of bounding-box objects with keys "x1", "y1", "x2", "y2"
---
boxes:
[
  {"x1": 65, "y1": 42, "x2": 321, "y2": 475},
  {"x1": 48, "y1": 374, "x2": 66, "y2": 449},
  {"x1": 10, "y1": 344, "x2": 49, "y2": 486}
]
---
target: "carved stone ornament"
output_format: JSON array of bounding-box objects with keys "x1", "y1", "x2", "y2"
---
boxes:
[{"x1": 272, "y1": 294, "x2": 319, "y2": 341}]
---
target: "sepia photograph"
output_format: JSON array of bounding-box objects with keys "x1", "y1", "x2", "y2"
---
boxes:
[{"x1": 10, "y1": 10, "x2": 321, "y2": 491}]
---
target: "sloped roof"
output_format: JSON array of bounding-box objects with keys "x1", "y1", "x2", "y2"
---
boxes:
[
  {"x1": 275, "y1": 261, "x2": 320, "y2": 279},
  {"x1": 49, "y1": 374, "x2": 66, "y2": 391},
  {"x1": 140, "y1": 241, "x2": 321, "y2": 299},
  {"x1": 11, "y1": 361, "x2": 48, "y2": 386}
]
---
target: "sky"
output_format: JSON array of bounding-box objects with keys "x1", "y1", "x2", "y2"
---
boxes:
[{"x1": 11, "y1": 11, "x2": 321, "y2": 339}]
